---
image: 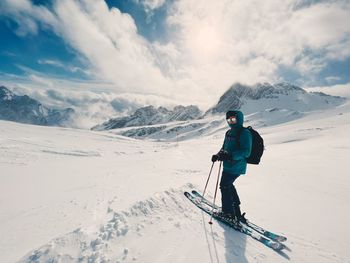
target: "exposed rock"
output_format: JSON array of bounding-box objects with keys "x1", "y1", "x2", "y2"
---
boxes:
[
  {"x1": 0, "y1": 86, "x2": 74, "y2": 126},
  {"x1": 92, "y1": 105, "x2": 201, "y2": 131}
]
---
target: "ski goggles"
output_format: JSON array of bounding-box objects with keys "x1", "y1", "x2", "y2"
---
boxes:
[{"x1": 226, "y1": 116, "x2": 237, "y2": 124}]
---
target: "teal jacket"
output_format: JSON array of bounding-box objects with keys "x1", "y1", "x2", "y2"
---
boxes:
[{"x1": 222, "y1": 111, "x2": 252, "y2": 175}]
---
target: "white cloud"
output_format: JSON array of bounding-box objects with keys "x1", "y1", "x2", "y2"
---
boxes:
[
  {"x1": 133, "y1": 0, "x2": 166, "y2": 22},
  {"x1": 288, "y1": 2, "x2": 350, "y2": 48},
  {"x1": 1, "y1": 0, "x2": 350, "y2": 107},
  {"x1": 53, "y1": 0, "x2": 173, "y2": 95},
  {"x1": 37, "y1": 59, "x2": 91, "y2": 75},
  {"x1": 0, "y1": 0, "x2": 58, "y2": 36},
  {"x1": 38, "y1": 59, "x2": 64, "y2": 67},
  {"x1": 325, "y1": 76, "x2": 341, "y2": 84},
  {"x1": 165, "y1": 0, "x2": 350, "y2": 92},
  {"x1": 325, "y1": 39, "x2": 350, "y2": 60},
  {"x1": 3, "y1": 72, "x2": 185, "y2": 129},
  {"x1": 295, "y1": 56, "x2": 326, "y2": 75},
  {"x1": 28, "y1": 74, "x2": 55, "y2": 88},
  {"x1": 133, "y1": 0, "x2": 166, "y2": 11}
]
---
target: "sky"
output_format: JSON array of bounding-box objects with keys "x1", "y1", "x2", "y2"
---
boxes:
[{"x1": 0, "y1": 0, "x2": 350, "y2": 108}]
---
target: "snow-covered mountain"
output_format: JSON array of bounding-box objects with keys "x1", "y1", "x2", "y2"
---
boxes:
[
  {"x1": 0, "y1": 86, "x2": 75, "y2": 127},
  {"x1": 91, "y1": 105, "x2": 201, "y2": 131},
  {"x1": 206, "y1": 82, "x2": 346, "y2": 115},
  {"x1": 97, "y1": 83, "x2": 347, "y2": 140},
  {"x1": 1, "y1": 83, "x2": 346, "y2": 134}
]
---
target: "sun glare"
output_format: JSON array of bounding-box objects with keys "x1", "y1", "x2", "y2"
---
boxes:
[{"x1": 187, "y1": 24, "x2": 222, "y2": 62}]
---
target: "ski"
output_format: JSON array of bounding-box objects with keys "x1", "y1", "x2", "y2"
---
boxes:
[
  {"x1": 191, "y1": 190, "x2": 287, "y2": 243},
  {"x1": 184, "y1": 191, "x2": 286, "y2": 251}
]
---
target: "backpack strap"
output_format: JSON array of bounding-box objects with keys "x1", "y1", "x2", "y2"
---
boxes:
[
  {"x1": 221, "y1": 129, "x2": 231, "y2": 150},
  {"x1": 236, "y1": 127, "x2": 246, "y2": 147},
  {"x1": 222, "y1": 127, "x2": 246, "y2": 149}
]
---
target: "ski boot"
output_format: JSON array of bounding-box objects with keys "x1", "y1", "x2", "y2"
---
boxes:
[
  {"x1": 237, "y1": 212, "x2": 247, "y2": 224},
  {"x1": 234, "y1": 204, "x2": 248, "y2": 224}
]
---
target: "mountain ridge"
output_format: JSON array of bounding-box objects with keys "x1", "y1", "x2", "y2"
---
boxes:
[
  {"x1": 0, "y1": 86, "x2": 75, "y2": 127},
  {"x1": 1, "y1": 82, "x2": 347, "y2": 133},
  {"x1": 92, "y1": 82, "x2": 346, "y2": 135},
  {"x1": 206, "y1": 82, "x2": 345, "y2": 115},
  {"x1": 91, "y1": 105, "x2": 201, "y2": 131}
]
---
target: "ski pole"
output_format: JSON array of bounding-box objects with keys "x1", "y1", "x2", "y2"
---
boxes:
[
  {"x1": 202, "y1": 161, "x2": 215, "y2": 197},
  {"x1": 209, "y1": 161, "x2": 222, "y2": 225}
]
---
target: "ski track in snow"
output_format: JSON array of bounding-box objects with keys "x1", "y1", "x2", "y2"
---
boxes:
[
  {"x1": 42, "y1": 149, "x2": 102, "y2": 157},
  {"x1": 17, "y1": 186, "x2": 198, "y2": 263},
  {"x1": 16, "y1": 186, "x2": 345, "y2": 263}
]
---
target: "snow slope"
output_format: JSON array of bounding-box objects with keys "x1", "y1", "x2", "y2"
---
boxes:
[
  {"x1": 107, "y1": 108, "x2": 306, "y2": 142},
  {"x1": 1, "y1": 102, "x2": 350, "y2": 262}
]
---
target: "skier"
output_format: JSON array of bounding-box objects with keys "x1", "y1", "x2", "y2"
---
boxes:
[{"x1": 211, "y1": 110, "x2": 252, "y2": 223}]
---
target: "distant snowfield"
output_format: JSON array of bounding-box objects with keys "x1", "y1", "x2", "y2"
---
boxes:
[
  {"x1": 305, "y1": 84, "x2": 350, "y2": 99},
  {"x1": 1, "y1": 102, "x2": 350, "y2": 263}
]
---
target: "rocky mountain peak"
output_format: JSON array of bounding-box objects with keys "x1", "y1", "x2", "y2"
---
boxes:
[
  {"x1": 207, "y1": 82, "x2": 329, "y2": 115},
  {"x1": 91, "y1": 104, "x2": 201, "y2": 131},
  {"x1": 0, "y1": 86, "x2": 15, "y2": 100},
  {"x1": 0, "y1": 85, "x2": 75, "y2": 126}
]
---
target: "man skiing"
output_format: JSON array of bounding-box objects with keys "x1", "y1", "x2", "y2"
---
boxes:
[{"x1": 211, "y1": 110, "x2": 252, "y2": 223}]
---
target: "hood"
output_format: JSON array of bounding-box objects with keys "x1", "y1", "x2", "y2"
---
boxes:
[{"x1": 227, "y1": 110, "x2": 244, "y2": 128}]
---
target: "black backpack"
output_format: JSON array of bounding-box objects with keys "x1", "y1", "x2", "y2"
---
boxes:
[
  {"x1": 243, "y1": 126, "x2": 264, "y2": 164},
  {"x1": 226, "y1": 126, "x2": 264, "y2": 164}
]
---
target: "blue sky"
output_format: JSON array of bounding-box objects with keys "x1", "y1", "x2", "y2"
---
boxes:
[
  {"x1": 0, "y1": 0, "x2": 350, "y2": 106},
  {"x1": 0, "y1": 0, "x2": 166, "y2": 80},
  {"x1": 0, "y1": 0, "x2": 174, "y2": 81}
]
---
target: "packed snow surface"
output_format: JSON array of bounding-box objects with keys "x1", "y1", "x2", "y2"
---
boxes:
[{"x1": 1, "y1": 102, "x2": 350, "y2": 263}]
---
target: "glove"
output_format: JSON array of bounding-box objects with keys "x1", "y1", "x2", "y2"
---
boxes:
[
  {"x1": 217, "y1": 150, "x2": 231, "y2": 161},
  {"x1": 211, "y1": 154, "x2": 219, "y2": 162}
]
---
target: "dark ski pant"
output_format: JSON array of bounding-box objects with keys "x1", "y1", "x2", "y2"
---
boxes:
[{"x1": 220, "y1": 171, "x2": 240, "y2": 214}]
